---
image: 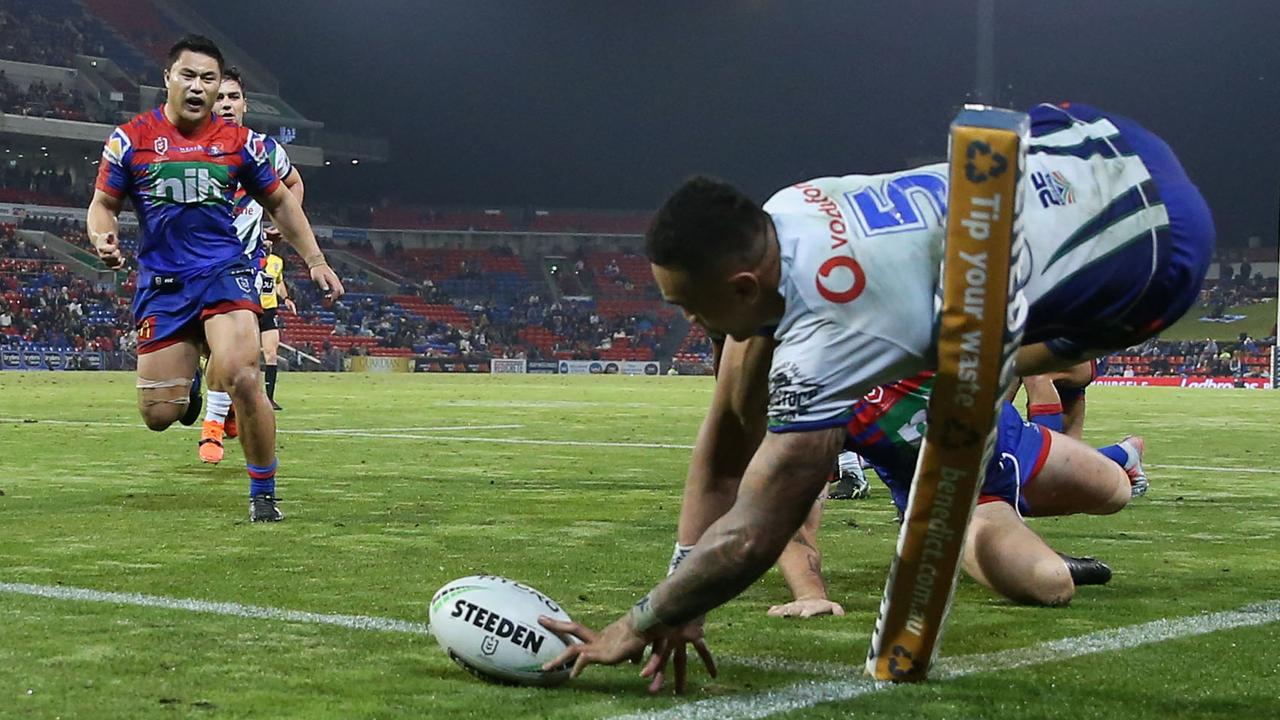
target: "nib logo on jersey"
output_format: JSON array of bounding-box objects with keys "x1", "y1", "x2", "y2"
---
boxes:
[
  {"x1": 146, "y1": 162, "x2": 231, "y2": 205},
  {"x1": 768, "y1": 361, "x2": 822, "y2": 424}
]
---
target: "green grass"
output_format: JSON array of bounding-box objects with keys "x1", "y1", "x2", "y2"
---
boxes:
[
  {"x1": 0, "y1": 373, "x2": 1277, "y2": 719},
  {"x1": 1160, "y1": 298, "x2": 1276, "y2": 341}
]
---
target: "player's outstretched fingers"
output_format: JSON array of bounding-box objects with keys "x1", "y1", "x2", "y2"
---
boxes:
[
  {"x1": 692, "y1": 638, "x2": 718, "y2": 678},
  {"x1": 803, "y1": 600, "x2": 845, "y2": 618},
  {"x1": 673, "y1": 644, "x2": 688, "y2": 694},
  {"x1": 640, "y1": 638, "x2": 673, "y2": 694},
  {"x1": 538, "y1": 616, "x2": 594, "y2": 672}
]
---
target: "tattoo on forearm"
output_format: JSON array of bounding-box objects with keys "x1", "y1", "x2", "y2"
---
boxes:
[{"x1": 790, "y1": 531, "x2": 816, "y2": 551}]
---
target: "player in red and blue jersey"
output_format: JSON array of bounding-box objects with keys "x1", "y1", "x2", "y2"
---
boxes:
[
  {"x1": 769, "y1": 367, "x2": 1145, "y2": 616},
  {"x1": 87, "y1": 35, "x2": 344, "y2": 522}
]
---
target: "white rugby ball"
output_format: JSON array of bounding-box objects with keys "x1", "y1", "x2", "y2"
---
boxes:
[{"x1": 428, "y1": 575, "x2": 578, "y2": 686}]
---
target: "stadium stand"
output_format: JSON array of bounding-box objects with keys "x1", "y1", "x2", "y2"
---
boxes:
[{"x1": 2, "y1": 204, "x2": 1274, "y2": 377}]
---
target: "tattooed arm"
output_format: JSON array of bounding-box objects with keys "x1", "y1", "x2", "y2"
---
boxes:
[{"x1": 540, "y1": 424, "x2": 844, "y2": 683}]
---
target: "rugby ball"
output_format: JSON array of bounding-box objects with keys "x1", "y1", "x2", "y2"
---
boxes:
[{"x1": 428, "y1": 575, "x2": 578, "y2": 686}]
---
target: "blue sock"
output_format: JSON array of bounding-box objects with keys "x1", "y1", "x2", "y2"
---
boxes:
[
  {"x1": 1027, "y1": 403, "x2": 1064, "y2": 433},
  {"x1": 1097, "y1": 442, "x2": 1137, "y2": 470},
  {"x1": 248, "y1": 458, "x2": 278, "y2": 496}
]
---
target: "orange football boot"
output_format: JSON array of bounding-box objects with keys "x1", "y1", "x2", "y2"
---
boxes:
[
  {"x1": 224, "y1": 404, "x2": 238, "y2": 439},
  {"x1": 199, "y1": 420, "x2": 225, "y2": 464}
]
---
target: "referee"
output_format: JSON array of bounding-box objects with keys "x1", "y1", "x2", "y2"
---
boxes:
[{"x1": 259, "y1": 234, "x2": 295, "y2": 410}]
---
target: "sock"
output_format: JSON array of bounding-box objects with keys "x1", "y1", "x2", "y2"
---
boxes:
[
  {"x1": 1027, "y1": 402, "x2": 1064, "y2": 433},
  {"x1": 264, "y1": 364, "x2": 279, "y2": 401},
  {"x1": 247, "y1": 458, "x2": 278, "y2": 497},
  {"x1": 1097, "y1": 440, "x2": 1139, "y2": 471},
  {"x1": 205, "y1": 390, "x2": 231, "y2": 423}
]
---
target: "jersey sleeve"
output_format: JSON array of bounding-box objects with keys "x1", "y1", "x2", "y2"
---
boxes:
[
  {"x1": 94, "y1": 126, "x2": 133, "y2": 198},
  {"x1": 237, "y1": 129, "x2": 282, "y2": 198},
  {"x1": 269, "y1": 138, "x2": 295, "y2": 183},
  {"x1": 766, "y1": 314, "x2": 923, "y2": 433}
]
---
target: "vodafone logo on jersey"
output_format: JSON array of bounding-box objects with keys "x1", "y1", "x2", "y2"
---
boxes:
[
  {"x1": 816, "y1": 255, "x2": 866, "y2": 303},
  {"x1": 794, "y1": 181, "x2": 867, "y2": 304}
]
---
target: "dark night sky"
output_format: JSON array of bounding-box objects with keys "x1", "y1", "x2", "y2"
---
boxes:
[{"x1": 215, "y1": 0, "x2": 1278, "y2": 246}]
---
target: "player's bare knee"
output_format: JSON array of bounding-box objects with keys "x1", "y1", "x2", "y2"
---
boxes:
[
  {"x1": 1026, "y1": 561, "x2": 1074, "y2": 607},
  {"x1": 225, "y1": 364, "x2": 263, "y2": 402}
]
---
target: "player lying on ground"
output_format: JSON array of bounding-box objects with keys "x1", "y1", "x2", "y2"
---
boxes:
[
  {"x1": 87, "y1": 35, "x2": 343, "y2": 522},
  {"x1": 769, "y1": 372, "x2": 1144, "y2": 616},
  {"x1": 539, "y1": 102, "x2": 1212, "y2": 691},
  {"x1": 199, "y1": 69, "x2": 305, "y2": 465}
]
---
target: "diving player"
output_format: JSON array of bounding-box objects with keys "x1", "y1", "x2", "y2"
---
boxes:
[
  {"x1": 88, "y1": 35, "x2": 343, "y2": 521},
  {"x1": 199, "y1": 68, "x2": 303, "y2": 464},
  {"x1": 769, "y1": 370, "x2": 1143, "y2": 617},
  {"x1": 539, "y1": 101, "x2": 1212, "y2": 690}
]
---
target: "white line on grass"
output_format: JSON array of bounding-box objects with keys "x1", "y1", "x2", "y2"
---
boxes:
[
  {"x1": 4, "y1": 581, "x2": 1278, "y2": 720},
  {"x1": 613, "y1": 599, "x2": 1280, "y2": 720},
  {"x1": 0, "y1": 418, "x2": 525, "y2": 434},
  {"x1": 11, "y1": 417, "x2": 1280, "y2": 465},
  {"x1": 0, "y1": 581, "x2": 849, "y2": 677},
  {"x1": 0, "y1": 581, "x2": 431, "y2": 634},
  {"x1": 0, "y1": 417, "x2": 691, "y2": 449}
]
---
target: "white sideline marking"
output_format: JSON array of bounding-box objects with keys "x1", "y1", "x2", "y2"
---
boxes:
[
  {"x1": 0, "y1": 581, "x2": 849, "y2": 677},
  {"x1": 0, "y1": 581, "x2": 432, "y2": 635},
  {"x1": 3, "y1": 581, "x2": 1277, "y2": 720},
  {"x1": 613, "y1": 599, "x2": 1280, "y2": 720},
  {"x1": 1146, "y1": 463, "x2": 1278, "y2": 475},
  {"x1": 0, "y1": 418, "x2": 524, "y2": 434},
  {"x1": 10, "y1": 417, "x2": 1280, "y2": 464},
  {"x1": 0, "y1": 417, "x2": 693, "y2": 450},
  {"x1": 296, "y1": 424, "x2": 524, "y2": 434}
]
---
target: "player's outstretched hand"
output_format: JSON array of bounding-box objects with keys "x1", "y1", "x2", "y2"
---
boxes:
[
  {"x1": 311, "y1": 264, "x2": 345, "y2": 303},
  {"x1": 639, "y1": 619, "x2": 717, "y2": 694},
  {"x1": 767, "y1": 598, "x2": 846, "y2": 618},
  {"x1": 90, "y1": 231, "x2": 123, "y2": 269},
  {"x1": 538, "y1": 614, "x2": 647, "y2": 681}
]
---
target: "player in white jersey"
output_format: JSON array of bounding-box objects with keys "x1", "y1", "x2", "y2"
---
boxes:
[
  {"x1": 537, "y1": 102, "x2": 1213, "y2": 691},
  {"x1": 198, "y1": 68, "x2": 304, "y2": 469}
]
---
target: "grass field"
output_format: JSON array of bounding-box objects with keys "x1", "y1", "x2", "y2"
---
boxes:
[
  {"x1": 1162, "y1": 298, "x2": 1276, "y2": 341},
  {"x1": 1, "y1": 372, "x2": 1278, "y2": 719}
]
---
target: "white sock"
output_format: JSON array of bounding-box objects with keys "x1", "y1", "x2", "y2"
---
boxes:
[
  {"x1": 1119, "y1": 439, "x2": 1141, "y2": 470},
  {"x1": 205, "y1": 390, "x2": 231, "y2": 423}
]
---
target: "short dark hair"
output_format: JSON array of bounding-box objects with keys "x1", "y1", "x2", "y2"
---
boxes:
[
  {"x1": 645, "y1": 176, "x2": 769, "y2": 276},
  {"x1": 167, "y1": 34, "x2": 224, "y2": 72},
  {"x1": 221, "y1": 66, "x2": 245, "y2": 92}
]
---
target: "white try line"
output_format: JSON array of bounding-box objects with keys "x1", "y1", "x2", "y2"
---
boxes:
[
  {"x1": 0, "y1": 581, "x2": 849, "y2": 677},
  {"x1": 3, "y1": 580, "x2": 1277, "y2": 720},
  {"x1": 614, "y1": 598, "x2": 1280, "y2": 720}
]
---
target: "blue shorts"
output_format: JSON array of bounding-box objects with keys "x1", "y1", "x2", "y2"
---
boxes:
[
  {"x1": 133, "y1": 259, "x2": 262, "y2": 354},
  {"x1": 1025, "y1": 103, "x2": 1215, "y2": 359},
  {"x1": 870, "y1": 402, "x2": 1049, "y2": 516},
  {"x1": 979, "y1": 402, "x2": 1051, "y2": 515}
]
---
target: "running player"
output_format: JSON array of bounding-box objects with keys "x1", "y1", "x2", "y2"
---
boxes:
[
  {"x1": 539, "y1": 102, "x2": 1212, "y2": 690},
  {"x1": 199, "y1": 69, "x2": 304, "y2": 464},
  {"x1": 88, "y1": 35, "x2": 343, "y2": 521}
]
